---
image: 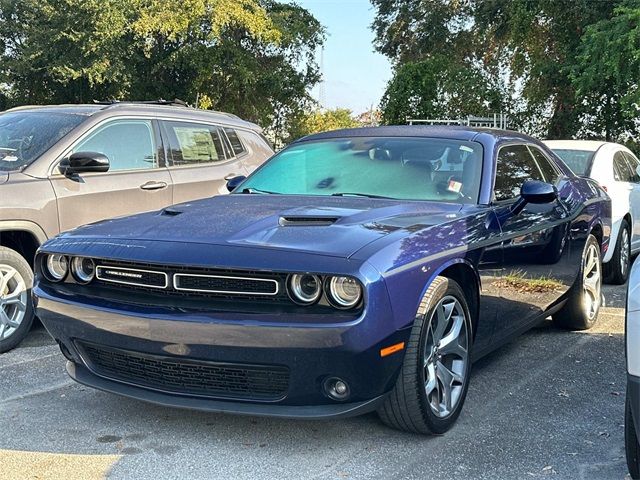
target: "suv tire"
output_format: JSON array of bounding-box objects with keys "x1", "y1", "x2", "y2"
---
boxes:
[{"x1": 0, "y1": 246, "x2": 35, "y2": 353}]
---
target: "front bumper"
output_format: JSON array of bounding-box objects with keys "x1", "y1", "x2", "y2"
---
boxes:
[{"x1": 35, "y1": 284, "x2": 409, "y2": 418}]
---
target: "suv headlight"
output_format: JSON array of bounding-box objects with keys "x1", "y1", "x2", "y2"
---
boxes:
[
  {"x1": 326, "y1": 276, "x2": 362, "y2": 309},
  {"x1": 44, "y1": 254, "x2": 68, "y2": 282},
  {"x1": 71, "y1": 257, "x2": 95, "y2": 284}
]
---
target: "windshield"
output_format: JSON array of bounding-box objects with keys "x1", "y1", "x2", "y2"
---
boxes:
[
  {"x1": 0, "y1": 111, "x2": 86, "y2": 171},
  {"x1": 237, "y1": 137, "x2": 484, "y2": 203},
  {"x1": 550, "y1": 149, "x2": 595, "y2": 176}
]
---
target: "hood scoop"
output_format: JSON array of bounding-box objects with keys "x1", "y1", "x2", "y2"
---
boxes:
[{"x1": 278, "y1": 216, "x2": 340, "y2": 227}]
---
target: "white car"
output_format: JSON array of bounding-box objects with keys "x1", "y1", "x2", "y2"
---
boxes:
[
  {"x1": 546, "y1": 140, "x2": 640, "y2": 284},
  {"x1": 627, "y1": 260, "x2": 640, "y2": 479}
]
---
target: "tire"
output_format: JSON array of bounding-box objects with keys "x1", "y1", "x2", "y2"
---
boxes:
[
  {"x1": 0, "y1": 246, "x2": 35, "y2": 353},
  {"x1": 553, "y1": 234, "x2": 602, "y2": 331},
  {"x1": 377, "y1": 276, "x2": 473, "y2": 434},
  {"x1": 627, "y1": 390, "x2": 640, "y2": 479},
  {"x1": 604, "y1": 219, "x2": 631, "y2": 285}
]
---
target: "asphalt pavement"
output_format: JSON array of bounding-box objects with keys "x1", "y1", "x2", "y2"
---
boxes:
[{"x1": 0, "y1": 283, "x2": 632, "y2": 480}]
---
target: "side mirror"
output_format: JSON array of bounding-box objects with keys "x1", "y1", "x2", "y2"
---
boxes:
[
  {"x1": 226, "y1": 175, "x2": 247, "y2": 192},
  {"x1": 59, "y1": 151, "x2": 110, "y2": 175},
  {"x1": 510, "y1": 180, "x2": 558, "y2": 215}
]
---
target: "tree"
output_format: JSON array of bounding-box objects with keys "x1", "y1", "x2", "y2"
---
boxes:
[
  {"x1": 287, "y1": 108, "x2": 360, "y2": 142},
  {"x1": 0, "y1": 0, "x2": 324, "y2": 140}
]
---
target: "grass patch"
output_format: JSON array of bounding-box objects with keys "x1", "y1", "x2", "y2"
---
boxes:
[{"x1": 494, "y1": 270, "x2": 565, "y2": 294}]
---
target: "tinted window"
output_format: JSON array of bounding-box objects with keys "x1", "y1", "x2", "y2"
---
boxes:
[
  {"x1": 529, "y1": 146, "x2": 561, "y2": 184},
  {"x1": 494, "y1": 145, "x2": 545, "y2": 201},
  {"x1": 550, "y1": 149, "x2": 595, "y2": 176},
  {"x1": 624, "y1": 152, "x2": 640, "y2": 183},
  {"x1": 73, "y1": 120, "x2": 157, "y2": 171},
  {"x1": 0, "y1": 112, "x2": 85, "y2": 171},
  {"x1": 163, "y1": 121, "x2": 231, "y2": 166},
  {"x1": 238, "y1": 137, "x2": 484, "y2": 203},
  {"x1": 614, "y1": 151, "x2": 633, "y2": 182},
  {"x1": 224, "y1": 128, "x2": 247, "y2": 156}
]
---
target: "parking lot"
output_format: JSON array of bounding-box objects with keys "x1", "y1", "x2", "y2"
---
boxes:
[{"x1": 0, "y1": 284, "x2": 631, "y2": 480}]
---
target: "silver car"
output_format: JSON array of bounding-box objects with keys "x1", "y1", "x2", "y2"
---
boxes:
[
  {"x1": 0, "y1": 101, "x2": 274, "y2": 352},
  {"x1": 627, "y1": 259, "x2": 640, "y2": 479}
]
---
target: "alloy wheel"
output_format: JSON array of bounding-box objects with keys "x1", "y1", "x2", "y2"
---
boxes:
[
  {"x1": 621, "y1": 228, "x2": 630, "y2": 278},
  {"x1": 582, "y1": 244, "x2": 601, "y2": 321},
  {"x1": 423, "y1": 295, "x2": 469, "y2": 418},
  {"x1": 0, "y1": 264, "x2": 28, "y2": 340}
]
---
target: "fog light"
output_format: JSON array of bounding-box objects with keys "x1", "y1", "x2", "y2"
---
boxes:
[{"x1": 323, "y1": 377, "x2": 351, "y2": 401}]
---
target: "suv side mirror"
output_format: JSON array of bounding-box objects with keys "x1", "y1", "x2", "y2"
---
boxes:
[
  {"x1": 511, "y1": 180, "x2": 558, "y2": 215},
  {"x1": 226, "y1": 175, "x2": 247, "y2": 192},
  {"x1": 59, "y1": 152, "x2": 110, "y2": 175}
]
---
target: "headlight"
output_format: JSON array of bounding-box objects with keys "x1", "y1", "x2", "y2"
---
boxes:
[
  {"x1": 44, "y1": 254, "x2": 68, "y2": 282},
  {"x1": 287, "y1": 274, "x2": 322, "y2": 305},
  {"x1": 326, "y1": 276, "x2": 362, "y2": 309},
  {"x1": 71, "y1": 257, "x2": 95, "y2": 284}
]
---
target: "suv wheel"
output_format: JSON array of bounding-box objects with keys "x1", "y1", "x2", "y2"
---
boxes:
[
  {"x1": 0, "y1": 246, "x2": 34, "y2": 353},
  {"x1": 377, "y1": 276, "x2": 472, "y2": 434},
  {"x1": 604, "y1": 219, "x2": 631, "y2": 285}
]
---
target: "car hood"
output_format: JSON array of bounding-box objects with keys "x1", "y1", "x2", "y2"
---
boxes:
[{"x1": 65, "y1": 195, "x2": 464, "y2": 258}]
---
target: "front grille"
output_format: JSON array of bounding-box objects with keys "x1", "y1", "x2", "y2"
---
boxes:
[
  {"x1": 78, "y1": 342, "x2": 289, "y2": 401},
  {"x1": 96, "y1": 266, "x2": 168, "y2": 289},
  {"x1": 174, "y1": 274, "x2": 278, "y2": 295}
]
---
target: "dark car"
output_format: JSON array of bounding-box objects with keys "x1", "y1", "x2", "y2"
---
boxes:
[{"x1": 34, "y1": 126, "x2": 611, "y2": 434}]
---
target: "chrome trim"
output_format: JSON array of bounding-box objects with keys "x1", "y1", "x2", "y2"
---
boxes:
[
  {"x1": 173, "y1": 273, "x2": 279, "y2": 296},
  {"x1": 96, "y1": 266, "x2": 169, "y2": 289}
]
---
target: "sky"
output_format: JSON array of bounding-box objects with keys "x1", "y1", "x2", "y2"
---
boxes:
[{"x1": 287, "y1": 0, "x2": 393, "y2": 115}]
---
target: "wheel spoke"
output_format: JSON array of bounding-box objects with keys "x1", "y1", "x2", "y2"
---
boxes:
[
  {"x1": 438, "y1": 316, "x2": 467, "y2": 359},
  {"x1": 433, "y1": 301, "x2": 453, "y2": 343},
  {"x1": 3, "y1": 290, "x2": 26, "y2": 307},
  {"x1": 0, "y1": 268, "x2": 17, "y2": 294},
  {"x1": 425, "y1": 363, "x2": 437, "y2": 395}
]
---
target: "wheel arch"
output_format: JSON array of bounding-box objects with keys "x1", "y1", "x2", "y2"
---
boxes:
[{"x1": 0, "y1": 222, "x2": 47, "y2": 267}]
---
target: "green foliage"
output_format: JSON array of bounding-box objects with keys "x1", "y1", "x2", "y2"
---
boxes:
[
  {"x1": 372, "y1": 0, "x2": 640, "y2": 141},
  {"x1": 0, "y1": 0, "x2": 324, "y2": 140},
  {"x1": 287, "y1": 108, "x2": 360, "y2": 142}
]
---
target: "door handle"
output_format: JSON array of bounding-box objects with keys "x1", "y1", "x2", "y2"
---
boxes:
[
  {"x1": 224, "y1": 173, "x2": 240, "y2": 181},
  {"x1": 140, "y1": 181, "x2": 168, "y2": 191}
]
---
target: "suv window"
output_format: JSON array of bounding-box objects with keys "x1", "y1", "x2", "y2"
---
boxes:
[
  {"x1": 163, "y1": 121, "x2": 233, "y2": 166},
  {"x1": 614, "y1": 151, "x2": 634, "y2": 182},
  {"x1": 528, "y1": 146, "x2": 561, "y2": 185},
  {"x1": 494, "y1": 144, "x2": 547, "y2": 202},
  {"x1": 224, "y1": 128, "x2": 247, "y2": 157},
  {"x1": 624, "y1": 152, "x2": 640, "y2": 183},
  {"x1": 72, "y1": 120, "x2": 157, "y2": 171}
]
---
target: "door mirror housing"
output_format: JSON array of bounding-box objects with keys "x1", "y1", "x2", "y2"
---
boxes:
[
  {"x1": 509, "y1": 180, "x2": 558, "y2": 216},
  {"x1": 59, "y1": 152, "x2": 110, "y2": 175},
  {"x1": 226, "y1": 175, "x2": 247, "y2": 192}
]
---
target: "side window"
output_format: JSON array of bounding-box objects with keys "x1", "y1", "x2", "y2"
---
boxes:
[
  {"x1": 72, "y1": 120, "x2": 157, "y2": 171},
  {"x1": 624, "y1": 152, "x2": 640, "y2": 183},
  {"x1": 494, "y1": 144, "x2": 544, "y2": 201},
  {"x1": 162, "y1": 121, "x2": 232, "y2": 166},
  {"x1": 224, "y1": 128, "x2": 247, "y2": 157},
  {"x1": 528, "y1": 146, "x2": 561, "y2": 185},
  {"x1": 614, "y1": 151, "x2": 633, "y2": 182}
]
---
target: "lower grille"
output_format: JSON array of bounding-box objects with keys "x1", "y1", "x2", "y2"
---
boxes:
[{"x1": 77, "y1": 342, "x2": 289, "y2": 401}]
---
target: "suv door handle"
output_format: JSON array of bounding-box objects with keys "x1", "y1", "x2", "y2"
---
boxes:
[{"x1": 140, "y1": 181, "x2": 168, "y2": 191}]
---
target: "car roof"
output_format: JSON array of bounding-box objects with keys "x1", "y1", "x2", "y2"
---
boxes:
[
  {"x1": 295, "y1": 125, "x2": 540, "y2": 143},
  {"x1": 4, "y1": 103, "x2": 261, "y2": 131},
  {"x1": 543, "y1": 140, "x2": 608, "y2": 152}
]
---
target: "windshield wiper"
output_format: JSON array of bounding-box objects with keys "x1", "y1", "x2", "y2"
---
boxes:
[
  {"x1": 239, "y1": 187, "x2": 279, "y2": 195},
  {"x1": 331, "y1": 192, "x2": 397, "y2": 200}
]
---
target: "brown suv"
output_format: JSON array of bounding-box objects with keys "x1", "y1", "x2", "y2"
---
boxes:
[{"x1": 0, "y1": 101, "x2": 274, "y2": 352}]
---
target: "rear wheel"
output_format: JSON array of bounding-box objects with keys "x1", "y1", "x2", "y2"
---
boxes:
[
  {"x1": 553, "y1": 234, "x2": 601, "y2": 331},
  {"x1": 626, "y1": 390, "x2": 640, "y2": 479},
  {"x1": 0, "y1": 246, "x2": 34, "y2": 353},
  {"x1": 377, "y1": 276, "x2": 472, "y2": 434},
  {"x1": 604, "y1": 220, "x2": 631, "y2": 285}
]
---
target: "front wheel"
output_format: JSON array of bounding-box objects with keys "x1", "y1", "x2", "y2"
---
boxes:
[
  {"x1": 604, "y1": 220, "x2": 631, "y2": 285},
  {"x1": 627, "y1": 391, "x2": 640, "y2": 479},
  {"x1": 553, "y1": 234, "x2": 602, "y2": 331},
  {"x1": 377, "y1": 276, "x2": 473, "y2": 434},
  {"x1": 0, "y1": 247, "x2": 34, "y2": 353}
]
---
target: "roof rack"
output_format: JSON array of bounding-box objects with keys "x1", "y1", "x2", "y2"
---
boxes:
[{"x1": 92, "y1": 99, "x2": 190, "y2": 107}]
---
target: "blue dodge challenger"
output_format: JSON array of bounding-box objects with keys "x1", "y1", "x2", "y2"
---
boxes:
[{"x1": 34, "y1": 126, "x2": 611, "y2": 434}]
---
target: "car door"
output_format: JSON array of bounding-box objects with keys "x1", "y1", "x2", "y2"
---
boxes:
[
  {"x1": 492, "y1": 144, "x2": 574, "y2": 338},
  {"x1": 160, "y1": 120, "x2": 247, "y2": 203},
  {"x1": 50, "y1": 118, "x2": 173, "y2": 232},
  {"x1": 622, "y1": 151, "x2": 640, "y2": 251}
]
